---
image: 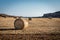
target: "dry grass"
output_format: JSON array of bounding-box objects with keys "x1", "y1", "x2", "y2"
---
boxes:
[
  {"x1": 0, "y1": 34, "x2": 60, "y2": 40},
  {"x1": 0, "y1": 17, "x2": 15, "y2": 29},
  {"x1": 0, "y1": 18, "x2": 60, "y2": 40},
  {"x1": 0, "y1": 18, "x2": 60, "y2": 34},
  {"x1": 27, "y1": 18, "x2": 60, "y2": 33}
]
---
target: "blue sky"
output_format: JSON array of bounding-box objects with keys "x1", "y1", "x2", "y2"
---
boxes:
[{"x1": 0, "y1": 0, "x2": 60, "y2": 17}]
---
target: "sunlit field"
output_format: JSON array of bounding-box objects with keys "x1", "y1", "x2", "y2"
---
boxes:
[
  {"x1": 0, "y1": 17, "x2": 60, "y2": 40},
  {"x1": 0, "y1": 18, "x2": 60, "y2": 34}
]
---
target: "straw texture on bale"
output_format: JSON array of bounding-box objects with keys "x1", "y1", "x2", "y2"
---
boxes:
[
  {"x1": 14, "y1": 19, "x2": 24, "y2": 30},
  {"x1": 14, "y1": 18, "x2": 28, "y2": 30}
]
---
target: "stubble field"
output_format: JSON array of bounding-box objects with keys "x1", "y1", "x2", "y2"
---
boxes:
[{"x1": 0, "y1": 18, "x2": 60, "y2": 40}]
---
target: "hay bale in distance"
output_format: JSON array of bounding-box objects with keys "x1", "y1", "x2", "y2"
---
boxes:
[{"x1": 28, "y1": 18, "x2": 32, "y2": 21}]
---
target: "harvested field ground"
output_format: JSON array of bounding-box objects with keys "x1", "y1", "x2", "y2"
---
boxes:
[
  {"x1": 0, "y1": 34, "x2": 60, "y2": 40},
  {"x1": 0, "y1": 18, "x2": 60, "y2": 40}
]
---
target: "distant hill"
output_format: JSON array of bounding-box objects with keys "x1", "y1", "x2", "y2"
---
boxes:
[
  {"x1": 0, "y1": 14, "x2": 9, "y2": 16},
  {"x1": 0, "y1": 13, "x2": 21, "y2": 18},
  {"x1": 25, "y1": 11, "x2": 60, "y2": 18},
  {"x1": 42, "y1": 11, "x2": 60, "y2": 18}
]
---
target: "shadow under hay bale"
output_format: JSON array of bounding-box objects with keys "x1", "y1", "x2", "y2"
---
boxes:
[{"x1": 14, "y1": 19, "x2": 24, "y2": 30}]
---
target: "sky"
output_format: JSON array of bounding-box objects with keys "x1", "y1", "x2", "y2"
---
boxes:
[{"x1": 0, "y1": 0, "x2": 60, "y2": 17}]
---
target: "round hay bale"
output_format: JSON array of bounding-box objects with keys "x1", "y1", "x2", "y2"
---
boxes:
[
  {"x1": 14, "y1": 18, "x2": 28, "y2": 30},
  {"x1": 14, "y1": 19, "x2": 24, "y2": 30}
]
